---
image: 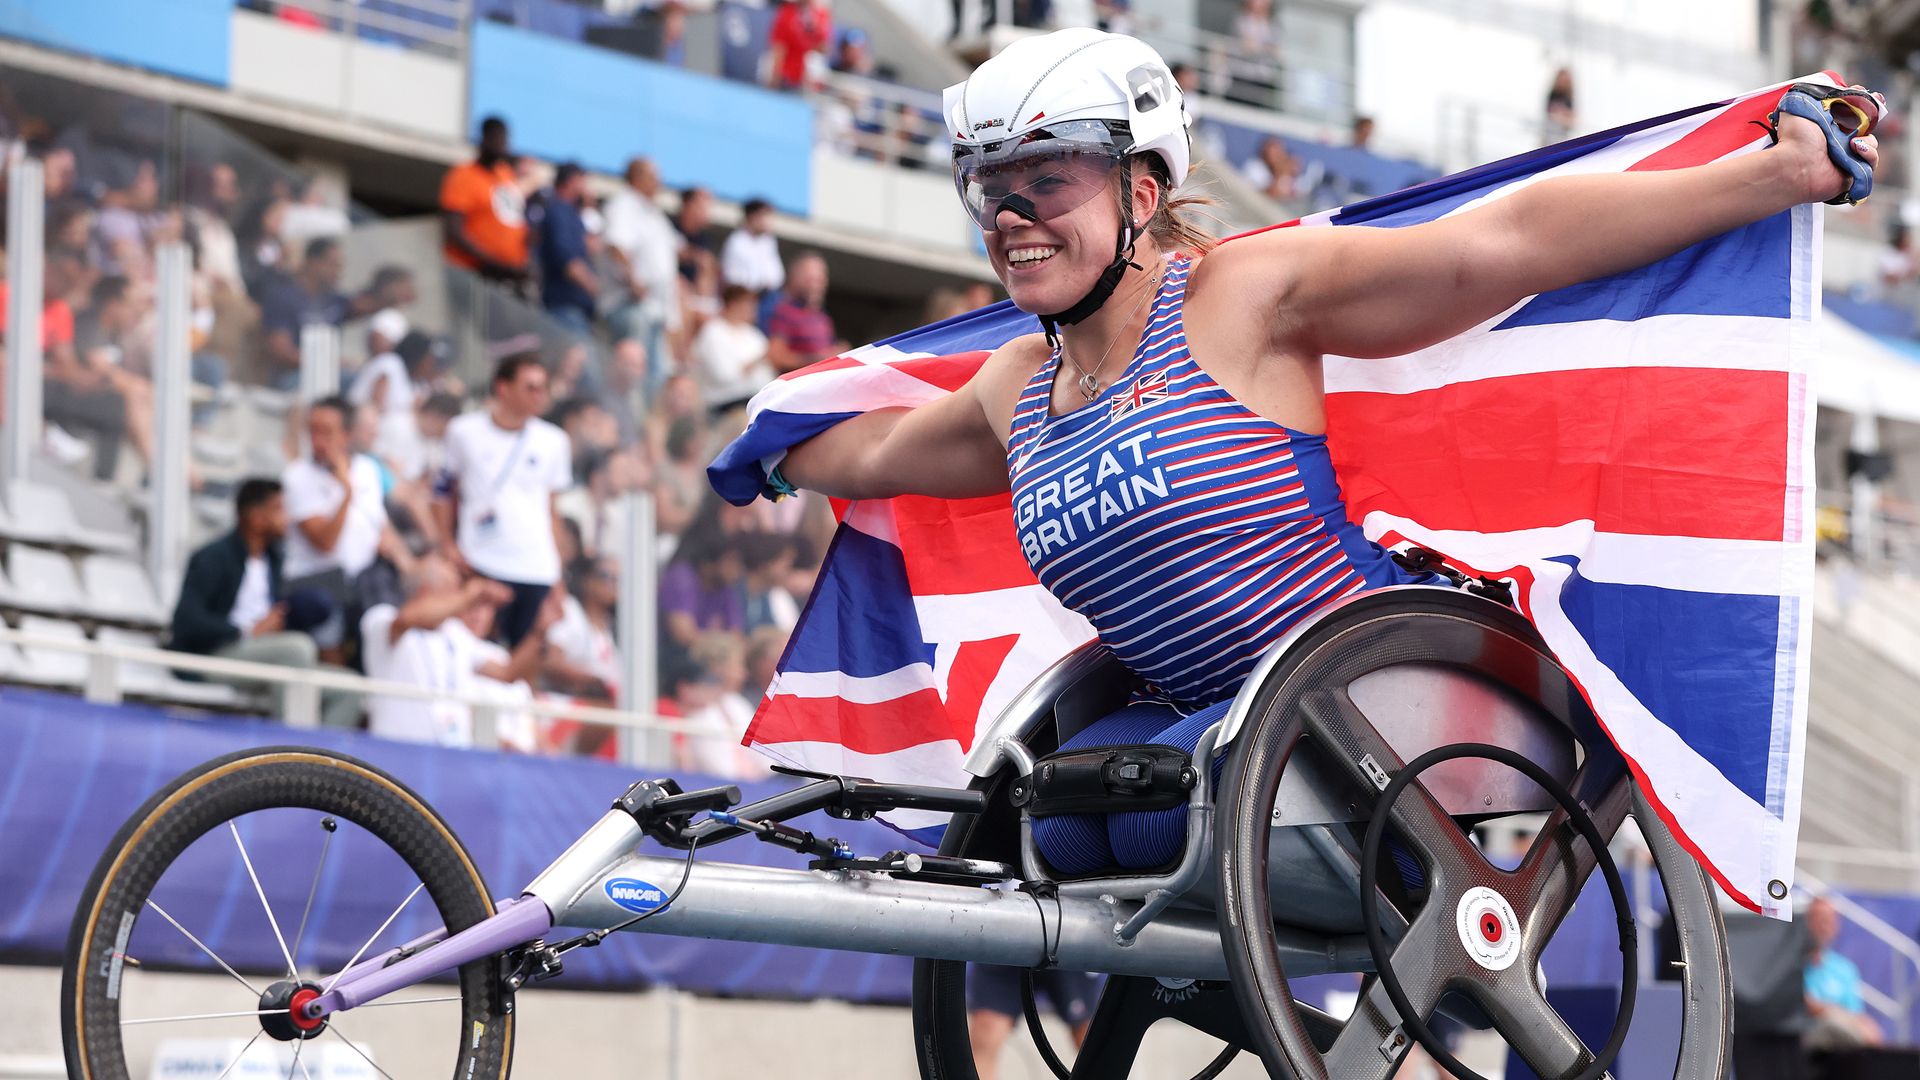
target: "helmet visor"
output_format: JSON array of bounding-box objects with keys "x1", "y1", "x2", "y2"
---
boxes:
[{"x1": 952, "y1": 120, "x2": 1125, "y2": 230}]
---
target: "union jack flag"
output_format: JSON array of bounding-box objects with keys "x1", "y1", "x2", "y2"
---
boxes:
[
  {"x1": 1108, "y1": 369, "x2": 1171, "y2": 419},
  {"x1": 709, "y1": 76, "x2": 1833, "y2": 914}
]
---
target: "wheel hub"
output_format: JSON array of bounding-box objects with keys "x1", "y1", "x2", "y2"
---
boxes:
[
  {"x1": 1455, "y1": 886, "x2": 1522, "y2": 972},
  {"x1": 258, "y1": 979, "x2": 328, "y2": 1041}
]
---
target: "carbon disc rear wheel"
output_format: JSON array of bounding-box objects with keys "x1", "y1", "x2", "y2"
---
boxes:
[{"x1": 61, "y1": 745, "x2": 515, "y2": 1080}]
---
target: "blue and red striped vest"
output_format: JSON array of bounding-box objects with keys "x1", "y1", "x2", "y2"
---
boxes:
[{"x1": 1006, "y1": 254, "x2": 1426, "y2": 710}]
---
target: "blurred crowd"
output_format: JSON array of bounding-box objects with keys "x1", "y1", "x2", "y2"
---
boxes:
[{"x1": 0, "y1": 86, "x2": 871, "y2": 779}]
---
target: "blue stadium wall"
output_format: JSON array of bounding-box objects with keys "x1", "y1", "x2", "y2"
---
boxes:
[
  {"x1": 0, "y1": 0, "x2": 231, "y2": 85},
  {"x1": 469, "y1": 21, "x2": 814, "y2": 216}
]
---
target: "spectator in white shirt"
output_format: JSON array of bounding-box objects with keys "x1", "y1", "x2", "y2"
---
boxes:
[
  {"x1": 691, "y1": 284, "x2": 774, "y2": 410},
  {"x1": 602, "y1": 157, "x2": 684, "y2": 393},
  {"x1": 282, "y1": 397, "x2": 401, "y2": 658},
  {"x1": 359, "y1": 554, "x2": 557, "y2": 748},
  {"x1": 720, "y1": 198, "x2": 784, "y2": 323},
  {"x1": 350, "y1": 331, "x2": 444, "y2": 483},
  {"x1": 434, "y1": 354, "x2": 574, "y2": 647},
  {"x1": 674, "y1": 632, "x2": 772, "y2": 781},
  {"x1": 544, "y1": 555, "x2": 621, "y2": 704}
]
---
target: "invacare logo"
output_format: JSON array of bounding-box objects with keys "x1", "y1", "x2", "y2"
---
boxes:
[{"x1": 604, "y1": 877, "x2": 669, "y2": 914}]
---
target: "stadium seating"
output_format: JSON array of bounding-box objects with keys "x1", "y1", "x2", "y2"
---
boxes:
[
  {"x1": 0, "y1": 480, "x2": 136, "y2": 555},
  {"x1": 10, "y1": 615, "x2": 90, "y2": 688},
  {"x1": 79, "y1": 555, "x2": 169, "y2": 629},
  {"x1": 0, "y1": 545, "x2": 88, "y2": 618}
]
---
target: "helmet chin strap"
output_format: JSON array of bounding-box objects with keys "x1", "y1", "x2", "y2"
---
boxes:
[{"x1": 1017, "y1": 163, "x2": 1146, "y2": 351}]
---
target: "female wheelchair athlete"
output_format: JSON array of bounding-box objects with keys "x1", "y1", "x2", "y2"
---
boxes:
[{"x1": 61, "y1": 585, "x2": 1731, "y2": 1080}]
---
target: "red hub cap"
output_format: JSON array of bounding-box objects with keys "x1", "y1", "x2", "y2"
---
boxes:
[{"x1": 287, "y1": 987, "x2": 325, "y2": 1032}]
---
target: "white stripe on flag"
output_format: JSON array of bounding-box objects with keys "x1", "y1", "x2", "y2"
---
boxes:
[
  {"x1": 1358, "y1": 514, "x2": 1813, "y2": 598},
  {"x1": 769, "y1": 664, "x2": 938, "y2": 703},
  {"x1": 1325, "y1": 312, "x2": 1796, "y2": 395}
]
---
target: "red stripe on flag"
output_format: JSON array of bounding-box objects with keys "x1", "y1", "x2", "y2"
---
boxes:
[
  {"x1": 748, "y1": 637, "x2": 1017, "y2": 755},
  {"x1": 778, "y1": 354, "x2": 864, "y2": 380},
  {"x1": 749, "y1": 689, "x2": 954, "y2": 755},
  {"x1": 1326, "y1": 367, "x2": 1789, "y2": 541},
  {"x1": 897, "y1": 352, "x2": 993, "y2": 392},
  {"x1": 1629, "y1": 92, "x2": 1781, "y2": 172},
  {"x1": 895, "y1": 495, "x2": 1039, "y2": 594}
]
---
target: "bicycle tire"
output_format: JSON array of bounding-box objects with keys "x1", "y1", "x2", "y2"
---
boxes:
[{"x1": 61, "y1": 745, "x2": 515, "y2": 1080}]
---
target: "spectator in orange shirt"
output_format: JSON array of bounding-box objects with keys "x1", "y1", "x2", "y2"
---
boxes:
[
  {"x1": 440, "y1": 116, "x2": 529, "y2": 284},
  {"x1": 768, "y1": 0, "x2": 833, "y2": 92}
]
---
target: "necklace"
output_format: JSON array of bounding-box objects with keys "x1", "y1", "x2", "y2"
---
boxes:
[{"x1": 1059, "y1": 264, "x2": 1161, "y2": 400}]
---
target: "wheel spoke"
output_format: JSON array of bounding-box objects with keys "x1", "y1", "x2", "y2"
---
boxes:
[
  {"x1": 1466, "y1": 974, "x2": 1599, "y2": 1080},
  {"x1": 320, "y1": 882, "x2": 426, "y2": 995},
  {"x1": 1319, "y1": 908, "x2": 1454, "y2": 1080},
  {"x1": 328, "y1": 1025, "x2": 399, "y2": 1080},
  {"x1": 289, "y1": 817, "x2": 337, "y2": 972},
  {"x1": 121, "y1": 1008, "x2": 284, "y2": 1026},
  {"x1": 212, "y1": 1031, "x2": 264, "y2": 1080},
  {"x1": 1298, "y1": 689, "x2": 1487, "y2": 886},
  {"x1": 144, "y1": 899, "x2": 264, "y2": 997},
  {"x1": 1512, "y1": 774, "x2": 1634, "y2": 947},
  {"x1": 229, "y1": 821, "x2": 298, "y2": 979},
  {"x1": 1065, "y1": 976, "x2": 1246, "y2": 1077},
  {"x1": 288, "y1": 1037, "x2": 304, "y2": 1080}
]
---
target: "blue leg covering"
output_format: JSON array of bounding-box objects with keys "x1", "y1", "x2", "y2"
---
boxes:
[{"x1": 1031, "y1": 698, "x2": 1234, "y2": 875}]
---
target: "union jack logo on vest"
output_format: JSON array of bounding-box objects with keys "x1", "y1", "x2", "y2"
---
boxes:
[{"x1": 1109, "y1": 369, "x2": 1170, "y2": 419}]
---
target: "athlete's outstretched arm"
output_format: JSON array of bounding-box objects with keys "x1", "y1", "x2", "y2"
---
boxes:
[
  {"x1": 1225, "y1": 105, "x2": 1876, "y2": 361},
  {"x1": 777, "y1": 360, "x2": 1013, "y2": 501}
]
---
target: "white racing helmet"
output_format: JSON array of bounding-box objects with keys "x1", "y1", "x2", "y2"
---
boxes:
[{"x1": 943, "y1": 29, "x2": 1193, "y2": 333}]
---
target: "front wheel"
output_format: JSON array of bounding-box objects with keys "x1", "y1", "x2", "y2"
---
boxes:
[{"x1": 62, "y1": 745, "x2": 515, "y2": 1080}]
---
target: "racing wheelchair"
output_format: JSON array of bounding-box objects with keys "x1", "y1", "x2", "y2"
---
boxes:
[{"x1": 62, "y1": 586, "x2": 1731, "y2": 1079}]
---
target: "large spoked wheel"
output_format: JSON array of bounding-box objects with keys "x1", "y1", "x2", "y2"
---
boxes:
[
  {"x1": 1216, "y1": 589, "x2": 1731, "y2": 1080},
  {"x1": 910, "y1": 772, "x2": 1248, "y2": 1079},
  {"x1": 63, "y1": 746, "x2": 515, "y2": 1080}
]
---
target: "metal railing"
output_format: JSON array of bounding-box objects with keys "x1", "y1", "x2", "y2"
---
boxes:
[
  {"x1": 247, "y1": 0, "x2": 473, "y2": 58},
  {"x1": 0, "y1": 622, "x2": 721, "y2": 767},
  {"x1": 1797, "y1": 870, "x2": 1920, "y2": 1042}
]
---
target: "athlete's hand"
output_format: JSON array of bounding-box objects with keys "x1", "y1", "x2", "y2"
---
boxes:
[{"x1": 1775, "y1": 85, "x2": 1882, "y2": 204}]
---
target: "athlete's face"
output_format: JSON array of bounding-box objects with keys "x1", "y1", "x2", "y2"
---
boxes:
[{"x1": 983, "y1": 166, "x2": 1158, "y2": 316}]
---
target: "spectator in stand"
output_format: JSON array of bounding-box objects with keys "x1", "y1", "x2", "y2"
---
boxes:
[
  {"x1": 238, "y1": 194, "x2": 293, "y2": 299},
  {"x1": 435, "y1": 353, "x2": 574, "y2": 647},
  {"x1": 553, "y1": 396, "x2": 621, "y2": 481},
  {"x1": 767, "y1": 252, "x2": 844, "y2": 374},
  {"x1": 360, "y1": 553, "x2": 556, "y2": 749},
  {"x1": 169, "y1": 478, "x2": 360, "y2": 729},
  {"x1": 676, "y1": 631, "x2": 770, "y2": 780},
  {"x1": 831, "y1": 28, "x2": 877, "y2": 77},
  {"x1": 769, "y1": 0, "x2": 833, "y2": 92},
  {"x1": 537, "y1": 162, "x2": 599, "y2": 333},
  {"x1": 185, "y1": 163, "x2": 246, "y2": 299},
  {"x1": 258, "y1": 237, "x2": 384, "y2": 391},
  {"x1": 440, "y1": 116, "x2": 529, "y2": 285},
  {"x1": 417, "y1": 391, "x2": 463, "y2": 482},
  {"x1": 1351, "y1": 114, "x2": 1376, "y2": 151},
  {"x1": 546, "y1": 555, "x2": 621, "y2": 705},
  {"x1": 654, "y1": 414, "x2": 710, "y2": 539},
  {"x1": 604, "y1": 337, "x2": 652, "y2": 445},
  {"x1": 282, "y1": 397, "x2": 400, "y2": 660},
  {"x1": 1878, "y1": 223, "x2": 1915, "y2": 293},
  {"x1": 94, "y1": 159, "x2": 164, "y2": 281},
  {"x1": 70, "y1": 274, "x2": 157, "y2": 474},
  {"x1": 721, "y1": 198, "x2": 785, "y2": 321},
  {"x1": 351, "y1": 328, "x2": 443, "y2": 478},
  {"x1": 745, "y1": 624, "x2": 786, "y2": 700},
  {"x1": 692, "y1": 284, "x2": 774, "y2": 410},
  {"x1": 34, "y1": 256, "x2": 127, "y2": 480},
  {"x1": 281, "y1": 174, "x2": 353, "y2": 252},
  {"x1": 739, "y1": 531, "x2": 800, "y2": 632},
  {"x1": 603, "y1": 157, "x2": 684, "y2": 390},
  {"x1": 1804, "y1": 896, "x2": 1885, "y2": 1049},
  {"x1": 558, "y1": 448, "x2": 638, "y2": 559},
  {"x1": 661, "y1": 537, "x2": 747, "y2": 658},
  {"x1": 1227, "y1": 0, "x2": 1279, "y2": 109},
  {"x1": 675, "y1": 185, "x2": 721, "y2": 320},
  {"x1": 1242, "y1": 135, "x2": 1303, "y2": 207},
  {"x1": 1543, "y1": 66, "x2": 1578, "y2": 145}
]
